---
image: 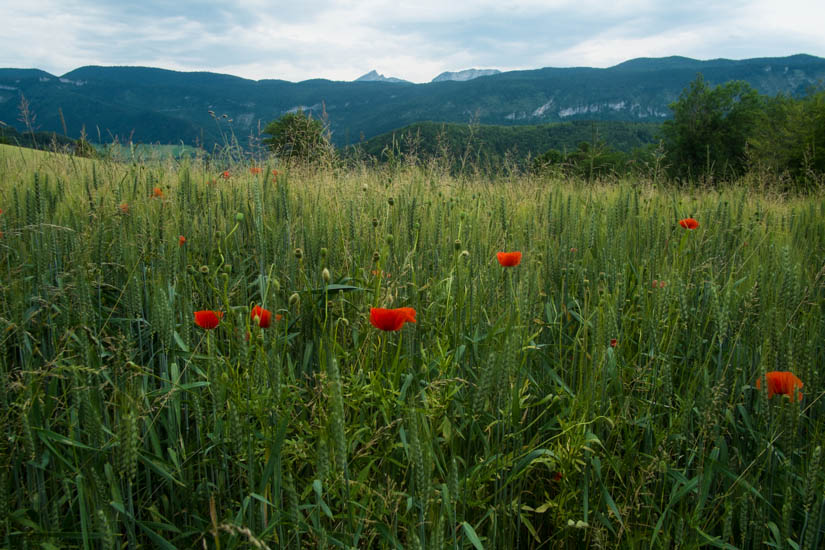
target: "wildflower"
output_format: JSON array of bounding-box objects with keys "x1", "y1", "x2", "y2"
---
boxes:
[
  {"x1": 552, "y1": 471, "x2": 563, "y2": 482},
  {"x1": 756, "y1": 371, "x2": 804, "y2": 402},
  {"x1": 679, "y1": 217, "x2": 699, "y2": 230},
  {"x1": 194, "y1": 310, "x2": 223, "y2": 330},
  {"x1": 497, "y1": 251, "x2": 522, "y2": 267},
  {"x1": 610, "y1": 338, "x2": 617, "y2": 348},
  {"x1": 118, "y1": 203, "x2": 129, "y2": 214},
  {"x1": 221, "y1": 170, "x2": 231, "y2": 179},
  {"x1": 371, "y1": 269, "x2": 390, "y2": 278},
  {"x1": 178, "y1": 235, "x2": 186, "y2": 247},
  {"x1": 652, "y1": 279, "x2": 658, "y2": 288},
  {"x1": 275, "y1": 313, "x2": 283, "y2": 322},
  {"x1": 369, "y1": 307, "x2": 417, "y2": 331},
  {"x1": 152, "y1": 187, "x2": 163, "y2": 198},
  {"x1": 570, "y1": 247, "x2": 577, "y2": 253},
  {"x1": 659, "y1": 280, "x2": 667, "y2": 288},
  {"x1": 272, "y1": 169, "x2": 279, "y2": 178},
  {"x1": 250, "y1": 166, "x2": 262, "y2": 175},
  {"x1": 250, "y1": 305, "x2": 272, "y2": 328}
]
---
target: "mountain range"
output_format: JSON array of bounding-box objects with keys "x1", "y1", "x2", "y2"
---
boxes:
[{"x1": 0, "y1": 54, "x2": 823, "y2": 149}]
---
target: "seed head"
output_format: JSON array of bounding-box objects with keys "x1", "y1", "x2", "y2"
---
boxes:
[
  {"x1": 199, "y1": 265, "x2": 210, "y2": 274},
  {"x1": 387, "y1": 197, "x2": 394, "y2": 206},
  {"x1": 322, "y1": 267, "x2": 331, "y2": 283},
  {"x1": 294, "y1": 248, "x2": 303, "y2": 260},
  {"x1": 372, "y1": 251, "x2": 380, "y2": 263},
  {"x1": 454, "y1": 239, "x2": 461, "y2": 251}
]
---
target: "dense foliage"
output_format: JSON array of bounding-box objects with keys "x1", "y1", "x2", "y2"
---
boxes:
[{"x1": 0, "y1": 146, "x2": 823, "y2": 548}]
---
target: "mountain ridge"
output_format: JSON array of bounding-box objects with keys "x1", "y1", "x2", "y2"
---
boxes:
[{"x1": 1, "y1": 54, "x2": 823, "y2": 148}]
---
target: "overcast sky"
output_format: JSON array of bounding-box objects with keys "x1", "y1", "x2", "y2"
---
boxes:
[{"x1": 2, "y1": 1, "x2": 824, "y2": 83}]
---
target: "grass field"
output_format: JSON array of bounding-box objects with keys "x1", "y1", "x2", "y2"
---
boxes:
[{"x1": 0, "y1": 143, "x2": 823, "y2": 549}]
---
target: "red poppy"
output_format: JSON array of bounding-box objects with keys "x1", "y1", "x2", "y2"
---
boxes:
[
  {"x1": 0, "y1": 208, "x2": 3, "y2": 215},
  {"x1": 369, "y1": 307, "x2": 417, "y2": 331},
  {"x1": 679, "y1": 218, "x2": 699, "y2": 230},
  {"x1": 118, "y1": 203, "x2": 129, "y2": 214},
  {"x1": 756, "y1": 371, "x2": 804, "y2": 402},
  {"x1": 194, "y1": 310, "x2": 223, "y2": 330},
  {"x1": 221, "y1": 170, "x2": 231, "y2": 179},
  {"x1": 152, "y1": 187, "x2": 163, "y2": 198},
  {"x1": 371, "y1": 269, "x2": 391, "y2": 278},
  {"x1": 496, "y1": 251, "x2": 522, "y2": 267},
  {"x1": 552, "y1": 471, "x2": 563, "y2": 482},
  {"x1": 275, "y1": 313, "x2": 283, "y2": 322},
  {"x1": 178, "y1": 235, "x2": 186, "y2": 247},
  {"x1": 610, "y1": 338, "x2": 617, "y2": 347},
  {"x1": 250, "y1": 305, "x2": 273, "y2": 328},
  {"x1": 272, "y1": 169, "x2": 279, "y2": 178}
]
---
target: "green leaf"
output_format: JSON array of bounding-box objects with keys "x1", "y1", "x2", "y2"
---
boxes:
[{"x1": 461, "y1": 521, "x2": 485, "y2": 550}]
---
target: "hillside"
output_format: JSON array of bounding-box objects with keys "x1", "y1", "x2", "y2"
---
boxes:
[
  {"x1": 357, "y1": 120, "x2": 662, "y2": 164},
  {"x1": 0, "y1": 55, "x2": 823, "y2": 149}
]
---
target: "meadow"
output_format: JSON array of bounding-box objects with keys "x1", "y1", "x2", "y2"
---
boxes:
[{"x1": 0, "y1": 143, "x2": 823, "y2": 549}]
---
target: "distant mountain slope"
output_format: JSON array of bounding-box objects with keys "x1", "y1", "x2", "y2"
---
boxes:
[
  {"x1": 431, "y1": 69, "x2": 501, "y2": 82},
  {"x1": 355, "y1": 70, "x2": 411, "y2": 84},
  {"x1": 0, "y1": 55, "x2": 823, "y2": 148}
]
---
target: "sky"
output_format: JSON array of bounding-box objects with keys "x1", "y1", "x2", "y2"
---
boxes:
[{"x1": 2, "y1": 0, "x2": 824, "y2": 83}]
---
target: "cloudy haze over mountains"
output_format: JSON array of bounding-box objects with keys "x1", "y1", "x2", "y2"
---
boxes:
[{"x1": 1, "y1": 1, "x2": 825, "y2": 83}]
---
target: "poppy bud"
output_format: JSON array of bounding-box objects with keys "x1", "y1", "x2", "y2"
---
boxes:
[
  {"x1": 294, "y1": 248, "x2": 303, "y2": 260},
  {"x1": 361, "y1": 183, "x2": 368, "y2": 191},
  {"x1": 320, "y1": 247, "x2": 328, "y2": 258},
  {"x1": 372, "y1": 218, "x2": 379, "y2": 228},
  {"x1": 387, "y1": 197, "x2": 394, "y2": 206},
  {"x1": 322, "y1": 268, "x2": 331, "y2": 283},
  {"x1": 372, "y1": 251, "x2": 380, "y2": 263},
  {"x1": 386, "y1": 234, "x2": 393, "y2": 245},
  {"x1": 235, "y1": 212, "x2": 244, "y2": 222},
  {"x1": 461, "y1": 250, "x2": 470, "y2": 260},
  {"x1": 272, "y1": 278, "x2": 280, "y2": 292},
  {"x1": 199, "y1": 265, "x2": 210, "y2": 274},
  {"x1": 454, "y1": 239, "x2": 461, "y2": 250},
  {"x1": 288, "y1": 292, "x2": 300, "y2": 306}
]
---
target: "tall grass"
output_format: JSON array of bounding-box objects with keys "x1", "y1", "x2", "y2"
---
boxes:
[{"x1": 0, "y1": 143, "x2": 823, "y2": 549}]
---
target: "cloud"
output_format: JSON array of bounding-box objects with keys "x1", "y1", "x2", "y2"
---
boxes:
[{"x1": 1, "y1": 0, "x2": 824, "y2": 82}]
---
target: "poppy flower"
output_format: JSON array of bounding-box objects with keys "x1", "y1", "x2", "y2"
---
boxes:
[
  {"x1": 610, "y1": 338, "x2": 617, "y2": 348},
  {"x1": 756, "y1": 371, "x2": 803, "y2": 402},
  {"x1": 152, "y1": 187, "x2": 163, "y2": 198},
  {"x1": 369, "y1": 307, "x2": 417, "y2": 331},
  {"x1": 552, "y1": 471, "x2": 563, "y2": 482},
  {"x1": 194, "y1": 310, "x2": 223, "y2": 330},
  {"x1": 178, "y1": 235, "x2": 186, "y2": 247},
  {"x1": 118, "y1": 203, "x2": 129, "y2": 214},
  {"x1": 250, "y1": 166, "x2": 262, "y2": 175},
  {"x1": 221, "y1": 170, "x2": 231, "y2": 179},
  {"x1": 496, "y1": 251, "x2": 522, "y2": 267},
  {"x1": 250, "y1": 305, "x2": 273, "y2": 328},
  {"x1": 272, "y1": 169, "x2": 279, "y2": 178},
  {"x1": 679, "y1": 218, "x2": 699, "y2": 230},
  {"x1": 371, "y1": 269, "x2": 391, "y2": 278}
]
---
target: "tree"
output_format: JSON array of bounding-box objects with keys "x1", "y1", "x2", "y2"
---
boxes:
[
  {"x1": 661, "y1": 74, "x2": 762, "y2": 183},
  {"x1": 262, "y1": 109, "x2": 332, "y2": 163}
]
